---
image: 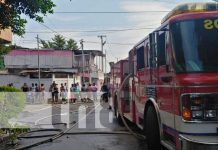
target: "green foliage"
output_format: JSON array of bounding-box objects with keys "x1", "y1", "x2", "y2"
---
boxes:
[
  {"x1": 66, "y1": 39, "x2": 78, "y2": 50},
  {"x1": 0, "y1": 0, "x2": 56, "y2": 36},
  {"x1": 0, "y1": 45, "x2": 12, "y2": 56},
  {"x1": 51, "y1": 34, "x2": 66, "y2": 49},
  {"x1": 0, "y1": 86, "x2": 26, "y2": 127},
  {"x1": 0, "y1": 45, "x2": 12, "y2": 69},
  {"x1": 40, "y1": 34, "x2": 78, "y2": 50}
]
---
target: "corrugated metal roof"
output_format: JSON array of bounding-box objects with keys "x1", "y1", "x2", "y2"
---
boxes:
[{"x1": 7, "y1": 49, "x2": 72, "y2": 57}]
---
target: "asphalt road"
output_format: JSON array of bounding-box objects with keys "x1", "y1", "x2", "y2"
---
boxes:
[{"x1": 4, "y1": 101, "x2": 148, "y2": 150}]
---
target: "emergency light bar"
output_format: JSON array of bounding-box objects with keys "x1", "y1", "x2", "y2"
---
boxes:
[{"x1": 161, "y1": 2, "x2": 218, "y2": 24}]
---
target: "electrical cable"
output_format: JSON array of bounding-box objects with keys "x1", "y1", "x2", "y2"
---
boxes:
[
  {"x1": 84, "y1": 41, "x2": 135, "y2": 46},
  {"x1": 54, "y1": 11, "x2": 169, "y2": 14},
  {"x1": 25, "y1": 27, "x2": 155, "y2": 34},
  {"x1": 18, "y1": 40, "x2": 135, "y2": 46}
]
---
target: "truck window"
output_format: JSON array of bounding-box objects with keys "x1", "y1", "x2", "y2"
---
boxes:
[
  {"x1": 157, "y1": 32, "x2": 166, "y2": 66},
  {"x1": 137, "y1": 46, "x2": 145, "y2": 70}
]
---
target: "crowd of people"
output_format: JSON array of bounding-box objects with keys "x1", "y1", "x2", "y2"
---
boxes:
[
  {"x1": 21, "y1": 83, "x2": 46, "y2": 103},
  {"x1": 49, "y1": 81, "x2": 100, "y2": 104},
  {"x1": 6, "y1": 81, "x2": 110, "y2": 105}
]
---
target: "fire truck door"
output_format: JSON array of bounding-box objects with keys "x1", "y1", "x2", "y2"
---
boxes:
[
  {"x1": 156, "y1": 31, "x2": 174, "y2": 128},
  {"x1": 149, "y1": 32, "x2": 158, "y2": 85}
]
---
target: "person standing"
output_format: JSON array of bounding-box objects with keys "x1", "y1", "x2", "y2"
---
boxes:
[
  {"x1": 35, "y1": 83, "x2": 39, "y2": 92},
  {"x1": 101, "y1": 82, "x2": 109, "y2": 102},
  {"x1": 81, "y1": 84, "x2": 87, "y2": 102},
  {"x1": 30, "y1": 83, "x2": 35, "y2": 91},
  {"x1": 9, "y1": 83, "x2": 14, "y2": 87},
  {"x1": 70, "y1": 84, "x2": 75, "y2": 103},
  {"x1": 87, "y1": 83, "x2": 93, "y2": 102},
  {"x1": 54, "y1": 84, "x2": 59, "y2": 103},
  {"x1": 74, "y1": 83, "x2": 80, "y2": 102},
  {"x1": 40, "y1": 84, "x2": 45, "y2": 103},
  {"x1": 30, "y1": 83, "x2": 35, "y2": 104},
  {"x1": 35, "y1": 83, "x2": 39, "y2": 103},
  {"x1": 21, "y1": 83, "x2": 29, "y2": 92},
  {"x1": 21, "y1": 83, "x2": 29, "y2": 103},
  {"x1": 101, "y1": 82, "x2": 111, "y2": 109},
  {"x1": 92, "y1": 83, "x2": 98, "y2": 101},
  {"x1": 60, "y1": 83, "x2": 66, "y2": 103},
  {"x1": 49, "y1": 81, "x2": 56, "y2": 103},
  {"x1": 64, "y1": 83, "x2": 68, "y2": 101}
]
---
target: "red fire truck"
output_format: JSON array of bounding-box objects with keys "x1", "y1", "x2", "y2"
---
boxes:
[{"x1": 110, "y1": 3, "x2": 218, "y2": 150}]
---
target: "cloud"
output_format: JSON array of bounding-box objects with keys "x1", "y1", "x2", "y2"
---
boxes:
[
  {"x1": 121, "y1": 1, "x2": 171, "y2": 11},
  {"x1": 120, "y1": 1, "x2": 173, "y2": 25},
  {"x1": 47, "y1": 15, "x2": 81, "y2": 23}
]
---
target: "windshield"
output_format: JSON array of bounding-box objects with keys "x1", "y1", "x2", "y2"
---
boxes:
[{"x1": 171, "y1": 18, "x2": 218, "y2": 73}]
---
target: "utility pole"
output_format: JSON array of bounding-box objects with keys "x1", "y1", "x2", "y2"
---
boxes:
[
  {"x1": 80, "y1": 39, "x2": 85, "y2": 84},
  {"x1": 98, "y1": 35, "x2": 106, "y2": 72},
  {"x1": 105, "y1": 49, "x2": 107, "y2": 73},
  {"x1": 36, "y1": 35, "x2": 41, "y2": 88}
]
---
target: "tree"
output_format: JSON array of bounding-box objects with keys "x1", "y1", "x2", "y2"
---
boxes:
[
  {"x1": 51, "y1": 34, "x2": 66, "y2": 50},
  {"x1": 0, "y1": 0, "x2": 55, "y2": 36},
  {"x1": 0, "y1": 45, "x2": 12, "y2": 69},
  {"x1": 40, "y1": 34, "x2": 78, "y2": 50},
  {"x1": 66, "y1": 39, "x2": 78, "y2": 50}
]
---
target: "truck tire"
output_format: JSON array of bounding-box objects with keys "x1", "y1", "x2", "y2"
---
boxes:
[{"x1": 145, "y1": 106, "x2": 162, "y2": 150}]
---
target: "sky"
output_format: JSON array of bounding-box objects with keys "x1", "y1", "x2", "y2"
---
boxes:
[{"x1": 13, "y1": 0, "x2": 213, "y2": 72}]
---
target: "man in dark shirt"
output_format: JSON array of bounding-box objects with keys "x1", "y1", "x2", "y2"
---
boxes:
[{"x1": 21, "y1": 83, "x2": 29, "y2": 92}]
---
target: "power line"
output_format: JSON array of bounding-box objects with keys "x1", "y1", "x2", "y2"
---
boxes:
[
  {"x1": 105, "y1": 37, "x2": 125, "y2": 62},
  {"x1": 84, "y1": 41, "x2": 134, "y2": 46},
  {"x1": 54, "y1": 11, "x2": 169, "y2": 14},
  {"x1": 20, "y1": 40, "x2": 135, "y2": 46},
  {"x1": 25, "y1": 27, "x2": 155, "y2": 34},
  {"x1": 39, "y1": 23, "x2": 60, "y2": 35}
]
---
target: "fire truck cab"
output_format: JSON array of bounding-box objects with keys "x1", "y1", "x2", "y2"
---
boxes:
[{"x1": 111, "y1": 3, "x2": 218, "y2": 150}]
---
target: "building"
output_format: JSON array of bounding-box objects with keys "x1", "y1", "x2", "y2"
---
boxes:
[
  {"x1": 73, "y1": 50, "x2": 105, "y2": 86},
  {"x1": 0, "y1": 28, "x2": 12, "y2": 44},
  {"x1": 0, "y1": 49, "x2": 104, "y2": 90}
]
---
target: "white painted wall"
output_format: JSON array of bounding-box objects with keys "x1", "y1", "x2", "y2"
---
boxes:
[
  {"x1": 0, "y1": 74, "x2": 79, "y2": 92},
  {"x1": 0, "y1": 74, "x2": 53, "y2": 91}
]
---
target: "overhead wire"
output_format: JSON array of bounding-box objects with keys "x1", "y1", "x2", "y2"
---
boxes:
[
  {"x1": 18, "y1": 40, "x2": 135, "y2": 47},
  {"x1": 25, "y1": 27, "x2": 155, "y2": 34},
  {"x1": 84, "y1": 41, "x2": 135, "y2": 46},
  {"x1": 54, "y1": 11, "x2": 169, "y2": 14}
]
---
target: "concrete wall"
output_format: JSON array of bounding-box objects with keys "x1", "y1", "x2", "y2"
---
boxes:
[
  {"x1": 0, "y1": 74, "x2": 52, "y2": 91},
  {"x1": 0, "y1": 74, "x2": 77, "y2": 91}
]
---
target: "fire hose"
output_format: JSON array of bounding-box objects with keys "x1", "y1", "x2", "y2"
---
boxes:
[
  {"x1": 116, "y1": 73, "x2": 146, "y2": 140},
  {"x1": 12, "y1": 84, "x2": 145, "y2": 150}
]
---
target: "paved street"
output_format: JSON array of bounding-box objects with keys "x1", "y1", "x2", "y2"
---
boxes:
[{"x1": 2, "y1": 101, "x2": 148, "y2": 150}]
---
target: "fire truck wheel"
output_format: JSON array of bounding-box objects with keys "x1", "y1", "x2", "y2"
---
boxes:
[{"x1": 145, "y1": 106, "x2": 161, "y2": 150}]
